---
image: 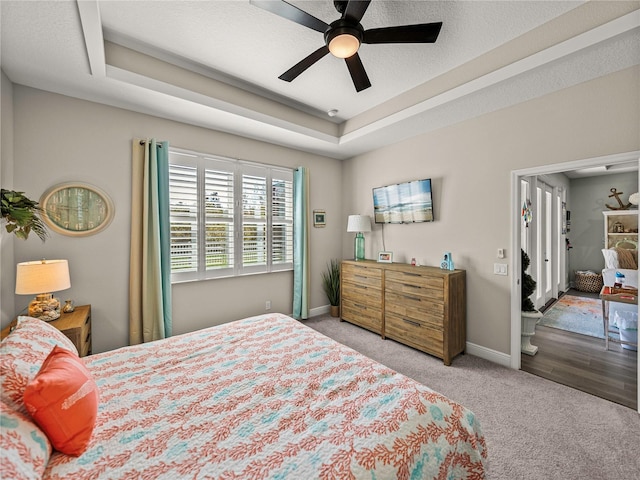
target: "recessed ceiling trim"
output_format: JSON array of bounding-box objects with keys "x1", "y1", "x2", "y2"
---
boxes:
[
  {"x1": 339, "y1": 9, "x2": 640, "y2": 146},
  {"x1": 76, "y1": 0, "x2": 105, "y2": 76},
  {"x1": 106, "y1": 65, "x2": 340, "y2": 146},
  {"x1": 69, "y1": 1, "x2": 638, "y2": 160}
]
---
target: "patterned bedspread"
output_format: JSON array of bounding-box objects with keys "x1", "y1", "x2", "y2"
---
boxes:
[{"x1": 43, "y1": 313, "x2": 486, "y2": 479}]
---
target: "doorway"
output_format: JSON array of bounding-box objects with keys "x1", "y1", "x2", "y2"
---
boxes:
[{"x1": 510, "y1": 151, "x2": 640, "y2": 413}]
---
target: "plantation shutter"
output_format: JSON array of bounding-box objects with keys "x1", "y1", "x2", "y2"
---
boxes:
[
  {"x1": 204, "y1": 164, "x2": 234, "y2": 273},
  {"x1": 169, "y1": 159, "x2": 198, "y2": 275},
  {"x1": 241, "y1": 165, "x2": 268, "y2": 273},
  {"x1": 168, "y1": 148, "x2": 293, "y2": 282},
  {"x1": 271, "y1": 169, "x2": 293, "y2": 270}
]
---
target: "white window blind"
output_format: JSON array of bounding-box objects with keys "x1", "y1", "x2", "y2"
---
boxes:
[
  {"x1": 271, "y1": 171, "x2": 294, "y2": 269},
  {"x1": 169, "y1": 148, "x2": 293, "y2": 282}
]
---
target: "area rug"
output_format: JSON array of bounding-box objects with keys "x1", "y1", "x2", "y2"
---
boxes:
[{"x1": 539, "y1": 294, "x2": 605, "y2": 339}]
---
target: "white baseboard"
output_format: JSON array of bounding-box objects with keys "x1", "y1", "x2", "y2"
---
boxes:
[
  {"x1": 466, "y1": 342, "x2": 512, "y2": 368},
  {"x1": 306, "y1": 306, "x2": 514, "y2": 368},
  {"x1": 309, "y1": 305, "x2": 330, "y2": 317}
]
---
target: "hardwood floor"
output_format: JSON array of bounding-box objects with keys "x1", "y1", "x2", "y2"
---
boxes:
[{"x1": 522, "y1": 324, "x2": 637, "y2": 410}]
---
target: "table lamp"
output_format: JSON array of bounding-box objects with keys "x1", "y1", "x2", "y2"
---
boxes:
[
  {"x1": 15, "y1": 259, "x2": 71, "y2": 322},
  {"x1": 347, "y1": 215, "x2": 371, "y2": 261}
]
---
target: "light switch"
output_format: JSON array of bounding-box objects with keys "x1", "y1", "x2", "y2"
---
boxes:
[
  {"x1": 497, "y1": 248, "x2": 505, "y2": 259},
  {"x1": 494, "y1": 263, "x2": 508, "y2": 275}
]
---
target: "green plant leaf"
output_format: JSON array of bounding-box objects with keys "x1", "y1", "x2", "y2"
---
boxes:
[
  {"x1": 322, "y1": 259, "x2": 341, "y2": 306},
  {"x1": 1, "y1": 189, "x2": 48, "y2": 241}
]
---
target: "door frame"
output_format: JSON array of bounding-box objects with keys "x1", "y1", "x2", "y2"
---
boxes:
[{"x1": 509, "y1": 151, "x2": 640, "y2": 412}]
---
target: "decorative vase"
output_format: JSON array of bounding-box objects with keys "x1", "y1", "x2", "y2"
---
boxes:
[
  {"x1": 62, "y1": 299, "x2": 75, "y2": 313},
  {"x1": 330, "y1": 305, "x2": 340, "y2": 318},
  {"x1": 521, "y1": 310, "x2": 542, "y2": 356},
  {"x1": 354, "y1": 232, "x2": 365, "y2": 261}
]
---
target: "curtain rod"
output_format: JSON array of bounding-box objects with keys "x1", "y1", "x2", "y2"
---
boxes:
[{"x1": 139, "y1": 140, "x2": 164, "y2": 147}]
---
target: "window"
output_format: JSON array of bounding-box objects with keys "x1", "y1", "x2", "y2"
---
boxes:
[{"x1": 169, "y1": 148, "x2": 293, "y2": 282}]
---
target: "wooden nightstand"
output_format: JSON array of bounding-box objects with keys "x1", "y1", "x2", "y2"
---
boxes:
[{"x1": 1, "y1": 304, "x2": 92, "y2": 357}]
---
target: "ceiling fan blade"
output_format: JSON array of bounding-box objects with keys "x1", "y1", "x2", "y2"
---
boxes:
[
  {"x1": 363, "y1": 22, "x2": 442, "y2": 44},
  {"x1": 250, "y1": 0, "x2": 329, "y2": 33},
  {"x1": 279, "y1": 45, "x2": 330, "y2": 82},
  {"x1": 342, "y1": 0, "x2": 371, "y2": 23},
  {"x1": 345, "y1": 53, "x2": 371, "y2": 92}
]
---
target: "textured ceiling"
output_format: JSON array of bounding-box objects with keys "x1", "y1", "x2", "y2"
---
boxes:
[
  {"x1": 1, "y1": 1, "x2": 639, "y2": 160},
  {"x1": 97, "y1": 0, "x2": 583, "y2": 120}
]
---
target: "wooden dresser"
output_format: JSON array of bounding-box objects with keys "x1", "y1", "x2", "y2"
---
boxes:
[{"x1": 341, "y1": 260, "x2": 466, "y2": 365}]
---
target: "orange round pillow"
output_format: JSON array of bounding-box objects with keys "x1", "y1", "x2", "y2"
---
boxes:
[{"x1": 23, "y1": 345, "x2": 99, "y2": 456}]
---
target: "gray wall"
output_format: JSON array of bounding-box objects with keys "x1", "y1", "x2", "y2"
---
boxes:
[
  {"x1": 342, "y1": 66, "x2": 640, "y2": 355},
  {"x1": 568, "y1": 172, "x2": 638, "y2": 278},
  {"x1": 3, "y1": 85, "x2": 343, "y2": 353},
  {"x1": 2, "y1": 65, "x2": 639, "y2": 359},
  {"x1": 1, "y1": 70, "x2": 15, "y2": 325}
]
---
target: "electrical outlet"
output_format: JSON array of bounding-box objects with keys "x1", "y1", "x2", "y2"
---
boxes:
[{"x1": 265, "y1": 300, "x2": 271, "y2": 310}]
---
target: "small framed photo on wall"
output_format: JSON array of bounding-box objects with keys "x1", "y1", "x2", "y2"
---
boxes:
[
  {"x1": 377, "y1": 251, "x2": 393, "y2": 263},
  {"x1": 313, "y1": 210, "x2": 326, "y2": 227}
]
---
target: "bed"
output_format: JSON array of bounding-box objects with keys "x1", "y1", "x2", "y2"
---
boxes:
[{"x1": 2, "y1": 313, "x2": 487, "y2": 479}]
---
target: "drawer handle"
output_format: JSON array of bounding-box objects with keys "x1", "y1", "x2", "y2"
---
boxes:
[
  {"x1": 404, "y1": 294, "x2": 422, "y2": 302},
  {"x1": 402, "y1": 272, "x2": 421, "y2": 277},
  {"x1": 402, "y1": 318, "x2": 421, "y2": 327},
  {"x1": 355, "y1": 284, "x2": 368, "y2": 290},
  {"x1": 354, "y1": 274, "x2": 368, "y2": 280}
]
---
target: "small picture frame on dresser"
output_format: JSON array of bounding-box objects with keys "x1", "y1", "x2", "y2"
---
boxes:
[{"x1": 377, "y1": 251, "x2": 393, "y2": 263}]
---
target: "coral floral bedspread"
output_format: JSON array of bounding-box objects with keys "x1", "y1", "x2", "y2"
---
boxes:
[{"x1": 44, "y1": 313, "x2": 487, "y2": 479}]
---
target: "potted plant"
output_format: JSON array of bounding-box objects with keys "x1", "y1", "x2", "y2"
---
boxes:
[
  {"x1": 521, "y1": 248, "x2": 541, "y2": 355},
  {"x1": 322, "y1": 259, "x2": 340, "y2": 317},
  {"x1": 1, "y1": 189, "x2": 48, "y2": 241}
]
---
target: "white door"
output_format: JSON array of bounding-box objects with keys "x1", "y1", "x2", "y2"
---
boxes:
[
  {"x1": 520, "y1": 177, "x2": 565, "y2": 310},
  {"x1": 533, "y1": 179, "x2": 559, "y2": 309}
]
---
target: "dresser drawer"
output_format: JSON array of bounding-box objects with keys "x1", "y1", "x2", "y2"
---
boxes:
[
  {"x1": 341, "y1": 299, "x2": 382, "y2": 333},
  {"x1": 342, "y1": 280, "x2": 382, "y2": 307},
  {"x1": 385, "y1": 291, "x2": 444, "y2": 328},
  {"x1": 342, "y1": 263, "x2": 382, "y2": 288},
  {"x1": 385, "y1": 271, "x2": 444, "y2": 301},
  {"x1": 385, "y1": 313, "x2": 444, "y2": 355}
]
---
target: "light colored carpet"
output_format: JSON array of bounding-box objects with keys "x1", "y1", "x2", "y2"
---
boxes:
[
  {"x1": 304, "y1": 314, "x2": 640, "y2": 480},
  {"x1": 539, "y1": 294, "x2": 605, "y2": 339}
]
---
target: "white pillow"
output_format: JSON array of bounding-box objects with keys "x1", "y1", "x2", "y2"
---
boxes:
[{"x1": 602, "y1": 249, "x2": 619, "y2": 269}]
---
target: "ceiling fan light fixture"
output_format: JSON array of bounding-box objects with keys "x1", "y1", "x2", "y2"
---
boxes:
[
  {"x1": 325, "y1": 20, "x2": 363, "y2": 59},
  {"x1": 328, "y1": 33, "x2": 360, "y2": 58}
]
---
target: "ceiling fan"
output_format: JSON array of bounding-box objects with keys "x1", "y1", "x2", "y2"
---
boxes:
[{"x1": 250, "y1": 0, "x2": 442, "y2": 92}]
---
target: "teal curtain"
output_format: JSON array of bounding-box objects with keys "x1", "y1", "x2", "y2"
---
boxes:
[
  {"x1": 292, "y1": 166, "x2": 309, "y2": 320},
  {"x1": 129, "y1": 139, "x2": 172, "y2": 344}
]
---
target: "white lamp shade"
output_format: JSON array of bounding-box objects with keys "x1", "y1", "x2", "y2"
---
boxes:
[
  {"x1": 15, "y1": 259, "x2": 71, "y2": 295},
  {"x1": 347, "y1": 215, "x2": 371, "y2": 233}
]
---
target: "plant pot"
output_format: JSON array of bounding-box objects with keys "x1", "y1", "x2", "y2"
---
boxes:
[
  {"x1": 330, "y1": 305, "x2": 340, "y2": 318},
  {"x1": 521, "y1": 310, "x2": 542, "y2": 356}
]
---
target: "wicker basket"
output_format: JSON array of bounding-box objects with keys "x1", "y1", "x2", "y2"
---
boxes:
[{"x1": 574, "y1": 271, "x2": 603, "y2": 293}]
